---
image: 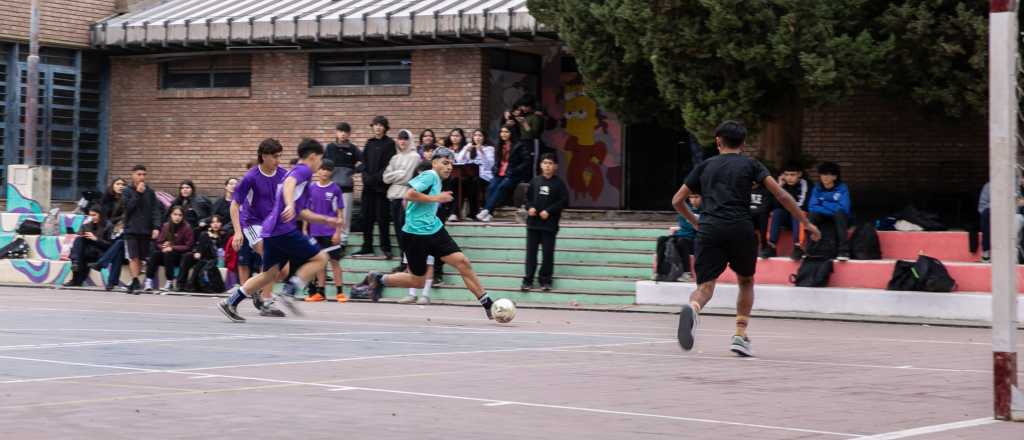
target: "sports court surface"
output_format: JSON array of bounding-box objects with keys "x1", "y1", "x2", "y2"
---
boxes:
[{"x1": 0, "y1": 286, "x2": 1020, "y2": 439}]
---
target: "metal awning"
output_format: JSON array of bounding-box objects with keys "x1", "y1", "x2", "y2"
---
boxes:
[{"x1": 91, "y1": 0, "x2": 553, "y2": 49}]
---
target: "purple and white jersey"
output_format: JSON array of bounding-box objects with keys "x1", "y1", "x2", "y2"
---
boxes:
[
  {"x1": 234, "y1": 165, "x2": 287, "y2": 228},
  {"x1": 307, "y1": 181, "x2": 343, "y2": 237},
  {"x1": 261, "y1": 163, "x2": 315, "y2": 238}
]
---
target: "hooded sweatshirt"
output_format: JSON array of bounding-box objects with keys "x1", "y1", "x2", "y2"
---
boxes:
[
  {"x1": 383, "y1": 134, "x2": 422, "y2": 201},
  {"x1": 808, "y1": 182, "x2": 852, "y2": 217}
]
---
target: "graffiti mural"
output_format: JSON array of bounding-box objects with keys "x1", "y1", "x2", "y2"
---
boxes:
[{"x1": 542, "y1": 70, "x2": 624, "y2": 208}]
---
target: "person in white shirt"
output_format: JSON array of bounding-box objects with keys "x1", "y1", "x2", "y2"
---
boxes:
[{"x1": 454, "y1": 129, "x2": 495, "y2": 221}]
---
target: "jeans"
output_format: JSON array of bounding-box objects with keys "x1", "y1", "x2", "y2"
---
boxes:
[
  {"x1": 484, "y1": 175, "x2": 516, "y2": 211},
  {"x1": 390, "y1": 198, "x2": 406, "y2": 257},
  {"x1": 980, "y1": 208, "x2": 1024, "y2": 251},
  {"x1": 524, "y1": 229, "x2": 557, "y2": 285},
  {"x1": 96, "y1": 238, "x2": 126, "y2": 288},
  {"x1": 341, "y1": 192, "x2": 353, "y2": 244},
  {"x1": 360, "y1": 191, "x2": 392, "y2": 252},
  {"x1": 768, "y1": 208, "x2": 801, "y2": 245}
]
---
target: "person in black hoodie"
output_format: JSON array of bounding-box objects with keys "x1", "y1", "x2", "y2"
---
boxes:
[
  {"x1": 90, "y1": 177, "x2": 128, "y2": 291},
  {"x1": 324, "y1": 122, "x2": 362, "y2": 248},
  {"x1": 521, "y1": 153, "x2": 568, "y2": 292},
  {"x1": 351, "y1": 116, "x2": 396, "y2": 259},
  {"x1": 170, "y1": 180, "x2": 212, "y2": 229},
  {"x1": 761, "y1": 162, "x2": 810, "y2": 261},
  {"x1": 122, "y1": 164, "x2": 163, "y2": 295},
  {"x1": 180, "y1": 214, "x2": 229, "y2": 292},
  {"x1": 64, "y1": 205, "x2": 113, "y2": 287}
]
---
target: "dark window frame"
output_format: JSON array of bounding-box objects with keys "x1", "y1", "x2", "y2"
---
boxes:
[
  {"x1": 160, "y1": 55, "x2": 251, "y2": 90},
  {"x1": 310, "y1": 52, "x2": 412, "y2": 87}
]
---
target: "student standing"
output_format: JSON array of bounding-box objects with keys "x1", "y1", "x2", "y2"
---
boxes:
[
  {"x1": 672, "y1": 121, "x2": 820, "y2": 357},
  {"x1": 121, "y1": 164, "x2": 162, "y2": 295},
  {"x1": 521, "y1": 153, "x2": 568, "y2": 292},
  {"x1": 324, "y1": 122, "x2": 362, "y2": 248},
  {"x1": 383, "y1": 130, "x2": 422, "y2": 271},
  {"x1": 304, "y1": 159, "x2": 346, "y2": 303},
  {"x1": 352, "y1": 116, "x2": 396, "y2": 259}
]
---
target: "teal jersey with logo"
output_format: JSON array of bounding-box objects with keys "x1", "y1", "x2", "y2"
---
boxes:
[{"x1": 402, "y1": 170, "x2": 444, "y2": 235}]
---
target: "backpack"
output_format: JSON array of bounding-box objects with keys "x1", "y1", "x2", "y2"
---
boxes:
[
  {"x1": 789, "y1": 256, "x2": 834, "y2": 287},
  {"x1": 16, "y1": 219, "x2": 41, "y2": 235},
  {"x1": 804, "y1": 220, "x2": 838, "y2": 259},
  {"x1": 886, "y1": 255, "x2": 956, "y2": 292},
  {"x1": 655, "y1": 236, "x2": 686, "y2": 282},
  {"x1": 189, "y1": 259, "x2": 225, "y2": 293},
  {"x1": 849, "y1": 223, "x2": 882, "y2": 260},
  {"x1": 0, "y1": 238, "x2": 30, "y2": 259},
  {"x1": 895, "y1": 205, "x2": 946, "y2": 231}
]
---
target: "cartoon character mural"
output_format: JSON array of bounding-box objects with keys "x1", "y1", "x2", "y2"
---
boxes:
[{"x1": 543, "y1": 71, "x2": 623, "y2": 208}]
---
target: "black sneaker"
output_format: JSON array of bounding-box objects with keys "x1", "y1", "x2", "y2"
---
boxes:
[
  {"x1": 836, "y1": 251, "x2": 851, "y2": 261},
  {"x1": 520, "y1": 281, "x2": 533, "y2": 292},
  {"x1": 259, "y1": 302, "x2": 286, "y2": 317},
  {"x1": 127, "y1": 278, "x2": 141, "y2": 295},
  {"x1": 759, "y1": 245, "x2": 776, "y2": 259},
  {"x1": 790, "y1": 246, "x2": 804, "y2": 262},
  {"x1": 730, "y1": 335, "x2": 753, "y2": 357},
  {"x1": 350, "y1": 248, "x2": 375, "y2": 257},
  {"x1": 251, "y1": 292, "x2": 265, "y2": 311},
  {"x1": 218, "y1": 300, "x2": 246, "y2": 323},
  {"x1": 677, "y1": 304, "x2": 698, "y2": 351},
  {"x1": 540, "y1": 283, "x2": 552, "y2": 292},
  {"x1": 367, "y1": 271, "x2": 385, "y2": 302}
]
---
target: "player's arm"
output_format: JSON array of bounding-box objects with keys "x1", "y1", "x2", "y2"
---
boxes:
[
  {"x1": 671, "y1": 184, "x2": 699, "y2": 229},
  {"x1": 405, "y1": 188, "x2": 452, "y2": 204},
  {"x1": 229, "y1": 200, "x2": 244, "y2": 251},
  {"x1": 298, "y1": 208, "x2": 341, "y2": 226},
  {"x1": 763, "y1": 176, "x2": 821, "y2": 241}
]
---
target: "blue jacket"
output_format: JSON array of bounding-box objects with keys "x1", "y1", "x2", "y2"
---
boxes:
[
  {"x1": 673, "y1": 208, "x2": 700, "y2": 239},
  {"x1": 809, "y1": 182, "x2": 852, "y2": 217}
]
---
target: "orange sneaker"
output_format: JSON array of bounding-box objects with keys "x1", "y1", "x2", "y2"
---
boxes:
[
  {"x1": 335, "y1": 293, "x2": 349, "y2": 303},
  {"x1": 305, "y1": 293, "x2": 325, "y2": 302}
]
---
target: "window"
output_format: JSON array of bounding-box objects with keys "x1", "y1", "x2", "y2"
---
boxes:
[
  {"x1": 160, "y1": 55, "x2": 251, "y2": 89},
  {"x1": 487, "y1": 49, "x2": 541, "y2": 75},
  {"x1": 312, "y1": 52, "x2": 411, "y2": 87}
]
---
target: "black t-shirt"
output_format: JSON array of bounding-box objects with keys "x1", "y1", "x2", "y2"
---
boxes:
[{"x1": 684, "y1": 153, "x2": 770, "y2": 226}]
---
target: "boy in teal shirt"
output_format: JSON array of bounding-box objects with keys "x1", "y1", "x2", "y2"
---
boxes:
[{"x1": 352, "y1": 147, "x2": 498, "y2": 319}]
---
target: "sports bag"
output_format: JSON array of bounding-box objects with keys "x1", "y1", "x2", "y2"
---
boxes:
[
  {"x1": 789, "y1": 256, "x2": 833, "y2": 287},
  {"x1": 849, "y1": 223, "x2": 882, "y2": 260},
  {"x1": 886, "y1": 255, "x2": 956, "y2": 292},
  {"x1": 16, "y1": 219, "x2": 41, "y2": 235}
]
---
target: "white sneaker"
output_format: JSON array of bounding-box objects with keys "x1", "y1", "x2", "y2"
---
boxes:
[
  {"x1": 163, "y1": 281, "x2": 173, "y2": 291},
  {"x1": 475, "y1": 209, "x2": 490, "y2": 222},
  {"x1": 447, "y1": 214, "x2": 459, "y2": 223},
  {"x1": 397, "y1": 295, "x2": 416, "y2": 304},
  {"x1": 416, "y1": 296, "x2": 431, "y2": 305},
  {"x1": 480, "y1": 212, "x2": 493, "y2": 222},
  {"x1": 143, "y1": 279, "x2": 155, "y2": 292}
]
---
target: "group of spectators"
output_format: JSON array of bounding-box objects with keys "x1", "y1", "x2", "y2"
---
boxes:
[{"x1": 61, "y1": 95, "x2": 559, "y2": 296}]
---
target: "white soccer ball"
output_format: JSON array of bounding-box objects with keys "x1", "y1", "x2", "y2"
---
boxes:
[{"x1": 491, "y1": 298, "x2": 517, "y2": 323}]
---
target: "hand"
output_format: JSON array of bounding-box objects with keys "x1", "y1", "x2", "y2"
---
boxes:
[
  {"x1": 331, "y1": 234, "x2": 341, "y2": 245},
  {"x1": 193, "y1": 252, "x2": 201, "y2": 260},
  {"x1": 83, "y1": 232, "x2": 96, "y2": 241},
  {"x1": 232, "y1": 234, "x2": 243, "y2": 252},
  {"x1": 539, "y1": 210, "x2": 549, "y2": 220},
  {"x1": 668, "y1": 226, "x2": 680, "y2": 233},
  {"x1": 528, "y1": 208, "x2": 537, "y2": 217},
  {"x1": 162, "y1": 245, "x2": 172, "y2": 253},
  {"x1": 151, "y1": 229, "x2": 160, "y2": 240},
  {"x1": 435, "y1": 191, "x2": 454, "y2": 203},
  {"x1": 281, "y1": 205, "x2": 296, "y2": 223},
  {"x1": 325, "y1": 216, "x2": 342, "y2": 227},
  {"x1": 135, "y1": 182, "x2": 146, "y2": 193},
  {"x1": 805, "y1": 223, "x2": 822, "y2": 242}
]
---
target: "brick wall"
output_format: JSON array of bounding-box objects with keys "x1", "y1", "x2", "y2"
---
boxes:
[
  {"x1": 799, "y1": 94, "x2": 987, "y2": 221},
  {"x1": 0, "y1": 0, "x2": 116, "y2": 48},
  {"x1": 107, "y1": 48, "x2": 488, "y2": 196}
]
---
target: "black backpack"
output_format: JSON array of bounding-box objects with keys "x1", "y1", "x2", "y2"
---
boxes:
[
  {"x1": 0, "y1": 238, "x2": 30, "y2": 259},
  {"x1": 789, "y1": 257, "x2": 834, "y2": 287},
  {"x1": 188, "y1": 259, "x2": 225, "y2": 293},
  {"x1": 849, "y1": 223, "x2": 882, "y2": 260},
  {"x1": 886, "y1": 255, "x2": 956, "y2": 292},
  {"x1": 804, "y1": 220, "x2": 839, "y2": 260},
  {"x1": 16, "y1": 219, "x2": 41, "y2": 235}
]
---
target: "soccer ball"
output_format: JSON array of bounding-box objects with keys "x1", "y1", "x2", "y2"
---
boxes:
[{"x1": 491, "y1": 298, "x2": 517, "y2": 323}]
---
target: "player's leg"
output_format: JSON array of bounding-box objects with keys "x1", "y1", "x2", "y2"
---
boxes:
[
  {"x1": 678, "y1": 230, "x2": 728, "y2": 351},
  {"x1": 440, "y1": 251, "x2": 494, "y2": 319},
  {"x1": 538, "y1": 230, "x2": 556, "y2": 291},
  {"x1": 363, "y1": 231, "x2": 427, "y2": 301},
  {"x1": 726, "y1": 228, "x2": 759, "y2": 357},
  {"x1": 329, "y1": 256, "x2": 346, "y2": 302},
  {"x1": 219, "y1": 266, "x2": 280, "y2": 322}
]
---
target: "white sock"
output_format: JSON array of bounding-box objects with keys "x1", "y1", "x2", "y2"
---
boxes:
[
  {"x1": 288, "y1": 276, "x2": 304, "y2": 291},
  {"x1": 421, "y1": 279, "x2": 433, "y2": 298},
  {"x1": 407, "y1": 288, "x2": 417, "y2": 297}
]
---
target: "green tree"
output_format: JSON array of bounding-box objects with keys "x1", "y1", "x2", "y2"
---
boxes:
[{"x1": 529, "y1": 0, "x2": 988, "y2": 162}]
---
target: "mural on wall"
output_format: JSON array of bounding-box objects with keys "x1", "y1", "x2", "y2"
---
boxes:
[{"x1": 542, "y1": 71, "x2": 623, "y2": 208}]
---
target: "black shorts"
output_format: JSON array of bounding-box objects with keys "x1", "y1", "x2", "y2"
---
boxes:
[
  {"x1": 694, "y1": 222, "x2": 758, "y2": 284},
  {"x1": 124, "y1": 236, "x2": 152, "y2": 260},
  {"x1": 314, "y1": 236, "x2": 343, "y2": 261},
  {"x1": 399, "y1": 229, "x2": 461, "y2": 277}
]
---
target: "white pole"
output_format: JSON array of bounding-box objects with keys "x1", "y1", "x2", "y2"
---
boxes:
[{"x1": 988, "y1": 0, "x2": 1022, "y2": 422}]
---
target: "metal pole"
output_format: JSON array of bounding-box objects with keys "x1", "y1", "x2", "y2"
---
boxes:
[
  {"x1": 988, "y1": 0, "x2": 1022, "y2": 422},
  {"x1": 23, "y1": 0, "x2": 40, "y2": 166}
]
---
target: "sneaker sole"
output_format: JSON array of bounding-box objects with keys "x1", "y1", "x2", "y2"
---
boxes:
[
  {"x1": 677, "y1": 305, "x2": 696, "y2": 351},
  {"x1": 217, "y1": 302, "x2": 246, "y2": 323},
  {"x1": 730, "y1": 343, "x2": 753, "y2": 357}
]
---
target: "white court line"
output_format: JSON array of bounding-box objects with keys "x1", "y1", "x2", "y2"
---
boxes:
[
  {"x1": 0, "y1": 335, "x2": 268, "y2": 351},
  {"x1": 550, "y1": 349, "x2": 990, "y2": 374},
  {"x1": 483, "y1": 401, "x2": 514, "y2": 407},
  {"x1": 854, "y1": 417, "x2": 998, "y2": 439},
  {"x1": 0, "y1": 371, "x2": 145, "y2": 384}
]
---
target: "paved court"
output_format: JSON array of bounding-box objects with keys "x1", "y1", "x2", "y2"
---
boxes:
[{"x1": 0, "y1": 286, "x2": 1020, "y2": 439}]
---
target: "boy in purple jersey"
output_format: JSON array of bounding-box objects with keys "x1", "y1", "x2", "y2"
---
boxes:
[
  {"x1": 303, "y1": 159, "x2": 346, "y2": 303},
  {"x1": 219, "y1": 139, "x2": 341, "y2": 322},
  {"x1": 229, "y1": 138, "x2": 288, "y2": 317}
]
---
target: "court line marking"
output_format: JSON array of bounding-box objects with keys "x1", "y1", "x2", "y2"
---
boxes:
[
  {"x1": 0, "y1": 371, "x2": 145, "y2": 384},
  {"x1": 854, "y1": 417, "x2": 998, "y2": 439},
  {"x1": 549, "y1": 349, "x2": 991, "y2": 374},
  {"x1": 483, "y1": 401, "x2": 513, "y2": 407}
]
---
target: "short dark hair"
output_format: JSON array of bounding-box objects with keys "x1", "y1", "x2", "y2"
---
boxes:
[
  {"x1": 817, "y1": 161, "x2": 841, "y2": 177},
  {"x1": 257, "y1": 138, "x2": 284, "y2": 164},
  {"x1": 289, "y1": 158, "x2": 299, "y2": 166},
  {"x1": 131, "y1": 164, "x2": 146, "y2": 172},
  {"x1": 540, "y1": 153, "x2": 558, "y2": 164},
  {"x1": 297, "y1": 138, "x2": 324, "y2": 159},
  {"x1": 515, "y1": 94, "x2": 536, "y2": 109},
  {"x1": 209, "y1": 214, "x2": 225, "y2": 225},
  {"x1": 320, "y1": 158, "x2": 335, "y2": 172},
  {"x1": 86, "y1": 203, "x2": 102, "y2": 215},
  {"x1": 371, "y1": 115, "x2": 390, "y2": 131},
  {"x1": 335, "y1": 122, "x2": 351, "y2": 132},
  {"x1": 714, "y1": 120, "x2": 747, "y2": 148},
  {"x1": 782, "y1": 162, "x2": 804, "y2": 173}
]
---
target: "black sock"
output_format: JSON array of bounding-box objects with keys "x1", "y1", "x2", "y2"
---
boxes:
[{"x1": 479, "y1": 294, "x2": 493, "y2": 309}]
